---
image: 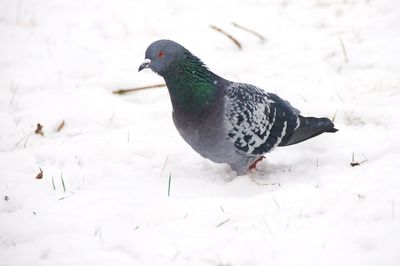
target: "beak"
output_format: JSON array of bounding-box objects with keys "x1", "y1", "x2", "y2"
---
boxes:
[{"x1": 138, "y1": 58, "x2": 151, "y2": 72}]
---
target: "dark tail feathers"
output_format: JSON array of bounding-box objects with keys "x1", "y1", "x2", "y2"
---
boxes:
[{"x1": 280, "y1": 116, "x2": 338, "y2": 146}]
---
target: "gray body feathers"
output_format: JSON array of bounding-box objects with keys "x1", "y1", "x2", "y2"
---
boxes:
[{"x1": 173, "y1": 80, "x2": 337, "y2": 175}]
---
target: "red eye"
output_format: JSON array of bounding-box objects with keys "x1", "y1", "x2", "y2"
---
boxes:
[{"x1": 157, "y1": 50, "x2": 165, "y2": 58}]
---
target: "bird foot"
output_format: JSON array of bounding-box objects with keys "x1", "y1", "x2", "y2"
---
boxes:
[{"x1": 249, "y1": 156, "x2": 265, "y2": 172}]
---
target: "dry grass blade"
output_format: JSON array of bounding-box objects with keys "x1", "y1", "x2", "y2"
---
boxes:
[
  {"x1": 15, "y1": 133, "x2": 32, "y2": 148},
  {"x1": 232, "y1": 22, "x2": 265, "y2": 42},
  {"x1": 9, "y1": 82, "x2": 19, "y2": 105},
  {"x1": 52, "y1": 176, "x2": 56, "y2": 190},
  {"x1": 298, "y1": 94, "x2": 308, "y2": 103},
  {"x1": 331, "y1": 110, "x2": 338, "y2": 122},
  {"x1": 56, "y1": 120, "x2": 65, "y2": 132},
  {"x1": 216, "y1": 218, "x2": 230, "y2": 228},
  {"x1": 339, "y1": 36, "x2": 349, "y2": 63},
  {"x1": 113, "y1": 83, "x2": 166, "y2": 95},
  {"x1": 61, "y1": 172, "x2": 66, "y2": 192},
  {"x1": 167, "y1": 173, "x2": 172, "y2": 197},
  {"x1": 272, "y1": 196, "x2": 281, "y2": 209},
  {"x1": 159, "y1": 155, "x2": 169, "y2": 178},
  {"x1": 209, "y1": 25, "x2": 242, "y2": 50},
  {"x1": 251, "y1": 178, "x2": 280, "y2": 186},
  {"x1": 336, "y1": 92, "x2": 344, "y2": 102}
]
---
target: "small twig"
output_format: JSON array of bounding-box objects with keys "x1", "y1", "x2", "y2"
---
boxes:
[
  {"x1": 56, "y1": 120, "x2": 65, "y2": 132},
  {"x1": 231, "y1": 22, "x2": 265, "y2": 42},
  {"x1": 354, "y1": 193, "x2": 366, "y2": 200},
  {"x1": 35, "y1": 123, "x2": 44, "y2": 136},
  {"x1": 35, "y1": 167, "x2": 43, "y2": 179},
  {"x1": 113, "y1": 83, "x2": 166, "y2": 95},
  {"x1": 339, "y1": 36, "x2": 349, "y2": 63},
  {"x1": 220, "y1": 206, "x2": 225, "y2": 213},
  {"x1": 350, "y1": 152, "x2": 368, "y2": 167},
  {"x1": 159, "y1": 155, "x2": 169, "y2": 178},
  {"x1": 209, "y1": 25, "x2": 242, "y2": 50},
  {"x1": 216, "y1": 218, "x2": 230, "y2": 228}
]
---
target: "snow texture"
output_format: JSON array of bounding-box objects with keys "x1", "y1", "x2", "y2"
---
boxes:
[{"x1": 1, "y1": 0, "x2": 400, "y2": 265}]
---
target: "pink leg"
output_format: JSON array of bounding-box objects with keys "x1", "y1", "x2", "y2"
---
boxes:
[{"x1": 249, "y1": 156, "x2": 265, "y2": 171}]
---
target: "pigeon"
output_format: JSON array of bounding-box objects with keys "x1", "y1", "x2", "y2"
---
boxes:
[{"x1": 139, "y1": 40, "x2": 337, "y2": 175}]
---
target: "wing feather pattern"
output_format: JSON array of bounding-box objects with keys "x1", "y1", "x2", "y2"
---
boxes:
[{"x1": 224, "y1": 83, "x2": 299, "y2": 155}]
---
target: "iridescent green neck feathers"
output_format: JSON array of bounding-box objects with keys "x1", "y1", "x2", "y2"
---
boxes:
[{"x1": 163, "y1": 52, "x2": 217, "y2": 113}]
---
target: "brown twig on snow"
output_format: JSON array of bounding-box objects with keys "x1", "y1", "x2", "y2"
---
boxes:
[
  {"x1": 35, "y1": 123, "x2": 44, "y2": 136},
  {"x1": 209, "y1": 25, "x2": 242, "y2": 50},
  {"x1": 35, "y1": 167, "x2": 43, "y2": 179},
  {"x1": 56, "y1": 120, "x2": 65, "y2": 132},
  {"x1": 231, "y1": 22, "x2": 266, "y2": 43},
  {"x1": 112, "y1": 84, "x2": 166, "y2": 95}
]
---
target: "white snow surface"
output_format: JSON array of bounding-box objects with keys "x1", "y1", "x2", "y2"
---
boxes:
[{"x1": 1, "y1": 0, "x2": 400, "y2": 265}]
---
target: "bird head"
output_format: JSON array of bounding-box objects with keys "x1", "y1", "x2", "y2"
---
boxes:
[{"x1": 138, "y1": 39, "x2": 186, "y2": 76}]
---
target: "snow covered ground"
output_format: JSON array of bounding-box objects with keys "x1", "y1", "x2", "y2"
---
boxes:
[{"x1": 1, "y1": 0, "x2": 400, "y2": 265}]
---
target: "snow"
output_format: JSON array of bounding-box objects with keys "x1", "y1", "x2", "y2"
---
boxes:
[{"x1": 1, "y1": 0, "x2": 400, "y2": 265}]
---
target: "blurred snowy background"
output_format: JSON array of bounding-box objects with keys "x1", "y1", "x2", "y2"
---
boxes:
[{"x1": 1, "y1": 0, "x2": 400, "y2": 265}]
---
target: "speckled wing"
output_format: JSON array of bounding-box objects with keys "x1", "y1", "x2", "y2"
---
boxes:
[{"x1": 223, "y1": 83, "x2": 300, "y2": 155}]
